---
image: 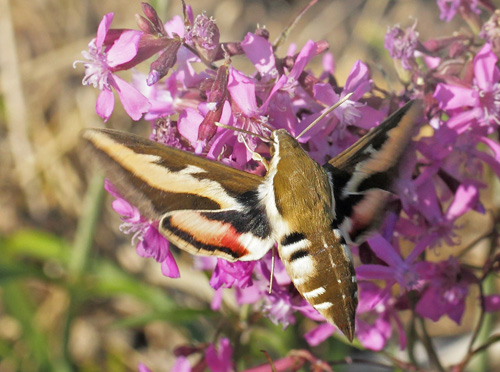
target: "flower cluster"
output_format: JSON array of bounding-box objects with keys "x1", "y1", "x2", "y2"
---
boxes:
[{"x1": 77, "y1": 1, "x2": 500, "y2": 370}]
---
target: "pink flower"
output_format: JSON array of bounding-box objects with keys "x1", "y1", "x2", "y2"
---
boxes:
[
  {"x1": 385, "y1": 21, "x2": 419, "y2": 70},
  {"x1": 205, "y1": 338, "x2": 233, "y2": 372},
  {"x1": 484, "y1": 294, "x2": 500, "y2": 312},
  {"x1": 138, "y1": 363, "x2": 152, "y2": 372},
  {"x1": 170, "y1": 356, "x2": 191, "y2": 372},
  {"x1": 304, "y1": 323, "x2": 336, "y2": 346},
  {"x1": 209, "y1": 260, "x2": 255, "y2": 290},
  {"x1": 356, "y1": 282, "x2": 406, "y2": 350},
  {"x1": 437, "y1": 0, "x2": 480, "y2": 22},
  {"x1": 356, "y1": 234, "x2": 429, "y2": 292},
  {"x1": 416, "y1": 256, "x2": 476, "y2": 324},
  {"x1": 104, "y1": 180, "x2": 179, "y2": 278},
  {"x1": 75, "y1": 13, "x2": 150, "y2": 121},
  {"x1": 434, "y1": 43, "x2": 500, "y2": 133}
]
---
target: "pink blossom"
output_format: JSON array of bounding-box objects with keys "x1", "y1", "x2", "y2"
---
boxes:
[
  {"x1": 209, "y1": 259, "x2": 255, "y2": 291},
  {"x1": 484, "y1": 294, "x2": 500, "y2": 312},
  {"x1": 205, "y1": 338, "x2": 233, "y2": 372},
  {"x1": 356, "y1": 234, "x2": 428, "y2": 292},
  {"x1": 385, "y1": 21, "x2": 419, "y2": 70},
  {"x1": 170, "y1": 356, "x2": 191, "y2": 372},
  {"x1": 104, "y1": 180, "x2": 179, "y2": 278},
  {"x1": 75, "y1": 13, "x2": 150, "y2": 121},
  {"x1": 416, "y1": 256, "x2": 476, "y2": 324},
  {"x1": 434, "y1": 43, "x2": 500, "y2": 132},
  {"x1": 304, "y1": 323, "x2": 336, "y2": 346},
  {"x1": 138, "y1": 363, "x2": 152, "y2": 372},
  {"x1": 437, "y1": 0, "x2": 480, "y2": 22},
  {"x1": 241, "y1": 32, "x2": 276, "y2": 77},
  {"x1": 356, "y1": 282, "x2": 406, "y2": 350}
]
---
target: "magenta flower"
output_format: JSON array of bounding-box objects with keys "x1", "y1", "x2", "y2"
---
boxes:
[
  {"x1": 434, "y1": 43, "x2": 500, "y2": 133},
  {"x1": 75, "y1": 13, "x2": 150, "y2": 121},
  {"x1": 480, "y1": 10, "x2": 500, "y2": 53},
  {"x1": 205, "y1": 338, "x2": 233, "y2": 372},
  {"x1": 170, "y1": 356, "x2": 191, "y2": 372},
  {"x1": 356, "y1": 234, "x2": 428, "y2": 292},
  {"x1": 415, "y1": 256, "x2": 476, "y2": 324},
  {"x1": 186, "y1": 12, "x2": 220, "y2": 63},
  {"x1": 138, "y1": 363, "x2": 152, "y2": 372},
  {"x1": 104, "y1": 180, "x2": 179, "y2": 278},
  {"x1": 304, "y1": 323, "x2": 336, "y2": 347},
  {"x1": 209, "y1": 260, "x2": 255, "y2": 291},
  {"x1": 356, "y1": 282, "x2": 406, "y2": 351},
  {"x1": 385, "y1": 21, "x2": 419, "y2": 70},
  {"x1": 484, "y1": 294, "x2": 500, "y2": 312},
  {"x1": 437, "y1": 0, "x2": 480, "y2": 22}
]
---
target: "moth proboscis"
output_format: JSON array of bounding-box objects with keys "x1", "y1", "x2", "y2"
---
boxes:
[{"x1": 82, "y1": 100, "x2": 422, "y2": 342}]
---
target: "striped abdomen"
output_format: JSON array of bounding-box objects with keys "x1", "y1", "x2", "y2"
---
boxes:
[{"x1": 278, "y1": 229, "x2": 358, "y2": 341}]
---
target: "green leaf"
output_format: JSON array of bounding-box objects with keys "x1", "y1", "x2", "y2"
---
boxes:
[
  {"x1": 5, "y1": 229, "x2": 70, "y2": 262},
  {"x1": 0, "y1": 261, "x2": 43, "y2": 283},
  {"x1": 113, "y1": 308, "x2": 215, "y2": 329},
  {"x1": 89, "y1": 260, "x2": 174, "y2": 310},
  {"x1": 2, "y1": 281, "x2": 53, "y2": 371}
]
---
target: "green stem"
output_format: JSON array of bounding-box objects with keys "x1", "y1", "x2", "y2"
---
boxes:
[
  {"x1": 69, "y1": 173, "x2": 105, "y2": 280},
  {"x1": 472, "y1": 274, "x2": 496, "y2": 371},
  {"x1": 407, "y1": 311, "x2": 418, "y2": 366},
  {"x1": 418, "y1": 317, "x2": 445, "y2": 372},
  {"x1": 63, "y1": 173, "x2": 105, "y2": 369}
]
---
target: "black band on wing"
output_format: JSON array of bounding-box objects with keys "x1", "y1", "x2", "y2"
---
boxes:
[
  {"x1": 203, "y1": 190, "x2": 271, "y2": 239},
  {"x1": 324, "y1": 163, "x2": 363, "y2": 225}
]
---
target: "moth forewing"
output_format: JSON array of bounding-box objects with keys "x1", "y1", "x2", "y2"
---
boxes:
[{"x1": 81, "y1": 128, "x2": 275, "y2": 261}]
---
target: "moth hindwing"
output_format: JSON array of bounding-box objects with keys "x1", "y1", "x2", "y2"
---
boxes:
[{"x1": 82, "y1": 100, "x2": 421, "y2": 343}]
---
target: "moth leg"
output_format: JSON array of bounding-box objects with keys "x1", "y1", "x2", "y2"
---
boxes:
[{"x1": 268, "y1": 244, "x2": 276, "y2": 294}]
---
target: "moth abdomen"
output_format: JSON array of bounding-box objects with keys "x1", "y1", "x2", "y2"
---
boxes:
[{"x1": 278, "y1": 231, "x2": 357, "y2": 342}]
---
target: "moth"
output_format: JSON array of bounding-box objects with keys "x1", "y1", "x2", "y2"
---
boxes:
[{"x1": 82, "y1": 100, "x2": 421, "y2": 342}]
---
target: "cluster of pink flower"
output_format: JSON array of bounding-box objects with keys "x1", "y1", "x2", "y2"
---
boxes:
[{"x1": 76, "y1": 0, "x2": 500, "y2": 370}]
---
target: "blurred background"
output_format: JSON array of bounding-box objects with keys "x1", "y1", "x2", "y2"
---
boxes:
[{"x1": 0, "y1": 0, "x2": 493, "y2": 371}]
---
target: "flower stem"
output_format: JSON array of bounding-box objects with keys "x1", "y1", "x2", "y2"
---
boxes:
[
  {"x1": 69, "y1": 173, "x2": 105, "y2": 280},
  {"x1": 417, "y1": 317, "x2": 445, "y2": 372}
]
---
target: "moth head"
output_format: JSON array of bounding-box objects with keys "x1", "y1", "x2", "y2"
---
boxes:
[{"x1": 270, "y1": 129, "x2": 301, "y2": 155}]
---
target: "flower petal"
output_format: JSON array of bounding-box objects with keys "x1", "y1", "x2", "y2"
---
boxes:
[
  {"x1": 445, "y1": 182, "x2": 479, "y2": 220},
  {"x1": 112, "y1": 75, "x2": 151, "y2": 120},
  {"x1": 107, "y1": 30, "x2": 142, "y2": 67},
  {"x1": 485, "y1": 294, "x2": 500, "y2": 312},
  {"x1": 367, "y1": 234, "x2": 403, "y2": 268},
  {"x1": 227, "y1": 67, "x2": 259, "y2": 116},
  {"x1": 241, "y1": 33, "x2": 276, "y2": 77},
  {"x1": 434, "y1": 83, "x2": 476, "y2": 110},
  {"x1": 356, "y1": 264, "x2": 396, "y2": 281},
  {"x1": 96, "y1": 88, "x2": 115, "y2": 121},
  {"x1": 161, "y1": 250, "x2": 180, "y2": 278},
  {"x1": 474, "y1": 43, "x2": 499, "y2": 90},
  {"x1": 96, "y1": 13, "x2": 114, "y2": 49},
  {"x1": 288, "y1": 40, "x2": 316, "y2": 81},
  {"x1": 304, "y1": 323, "x2": 336, "y2": 346}
]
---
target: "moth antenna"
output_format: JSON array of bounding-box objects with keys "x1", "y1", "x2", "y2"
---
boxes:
[
  {"x1": 268, "y1": 245, "x2": 276, "y2": 294},
  {"x1": 215, "y1": 122, "x2": 271, "y2": 142},
  {"x1": 295, "y1": 92, "x2": 354, "y2": 140}
]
